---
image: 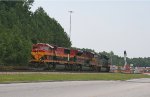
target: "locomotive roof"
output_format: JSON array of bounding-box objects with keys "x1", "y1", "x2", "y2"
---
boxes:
[{"x1": 36, "y1": 43, "x2": 54, "y2": 48}]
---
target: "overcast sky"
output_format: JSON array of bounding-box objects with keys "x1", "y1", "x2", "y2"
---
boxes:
[{"x1": 31, "y1": 0, "x2": 150, "y2": 58}]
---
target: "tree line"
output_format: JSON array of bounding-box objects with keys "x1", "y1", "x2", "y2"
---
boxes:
[{"x1": 100, "y1": 51, "x2": 150, "y2": 67}]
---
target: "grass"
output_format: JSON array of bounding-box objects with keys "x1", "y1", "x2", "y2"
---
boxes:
[{"x1": 0, "y1": 73, "x2": 149, "y2": 83}]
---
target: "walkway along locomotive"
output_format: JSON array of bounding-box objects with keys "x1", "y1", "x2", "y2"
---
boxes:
[{"x1": 29, "y1": 43, "x2": 110, "y2": 72}]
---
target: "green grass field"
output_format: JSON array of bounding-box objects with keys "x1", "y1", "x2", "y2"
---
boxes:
[{"x1": 0, "y1": 73, "x2": 149, "y2": 83}]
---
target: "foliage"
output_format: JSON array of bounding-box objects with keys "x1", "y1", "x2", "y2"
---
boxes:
[
  {"x1": 31, "y1": 7, "x2": 71, "y2": 47},
  {"x1": 0, "y1": 1, "x2": 71, "y2": 66}
]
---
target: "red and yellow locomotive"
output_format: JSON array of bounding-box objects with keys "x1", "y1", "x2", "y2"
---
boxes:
[{"x1": 30, "y1": 43, "x2": 110, "y2": 72}]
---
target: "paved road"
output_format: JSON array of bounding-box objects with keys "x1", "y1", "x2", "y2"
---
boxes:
[{"x1": 0, "y1": 78, "x2": 150, "y2": 97}]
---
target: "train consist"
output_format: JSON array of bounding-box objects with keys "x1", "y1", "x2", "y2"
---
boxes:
[{"x1": 30, "y1": 43, "x2": 110, "y2": 72}]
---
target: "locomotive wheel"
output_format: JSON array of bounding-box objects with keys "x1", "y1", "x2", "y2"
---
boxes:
[
  {"x1": 65, "y1": 64, "x2": 70, "y2": 71},
  {"x1": 89, "y1": 65, "x2": 93, "y2": 71},
  {"x1": 46, "y1": 63, "x2": 56, "y2": 70},
  {"x1": 64, "y1": 64, "x2": 67, "y2": 70},
  {"x1": 106, "y1": 67, "x2": 110, "y2": 72},
  {"x1": 90, "y1": 65, "x2": 95, "y2": 71},
  {"x1": 47, "y1": 63, "x2": 53, "y2": 70},
  {"x1": 52, "y1": 63, "x2": 56, "y2": 70},
  {"x1": 70, "y1": 65, "x2": 73, "y2": 71},
  {"x1": 76, "y1": 64, "x2": 80, "y2": 71},
  {"x1": 73, "y1": 65, "x2": 78, "y2": 71},
  {"x1": 34, "y1": 63, "x2": 39, "y2": 68},
  {"x1": 97, "y1": 67, "x2": 101, "y2": 72},
  {"x1": 79, "y1": 64, "x2": 82, "y2": 71}
]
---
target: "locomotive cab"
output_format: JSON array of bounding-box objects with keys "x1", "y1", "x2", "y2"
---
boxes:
[{"x1": 30, "y1": 43, "x2": 54, "y2": 63}]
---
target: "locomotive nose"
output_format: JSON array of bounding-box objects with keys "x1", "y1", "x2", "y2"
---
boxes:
[{"x1": 31, "y1": 51, "x2": 43, "y2": 60}]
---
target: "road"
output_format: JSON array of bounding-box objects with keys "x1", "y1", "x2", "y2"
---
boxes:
[{"x1": 0, "y1": 78, "x2": 150, "y2": 97}]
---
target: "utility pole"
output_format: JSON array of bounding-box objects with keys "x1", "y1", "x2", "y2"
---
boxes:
[
  {"x1": 110, "y1": 51, "x2": 113, "y2": 65},
  {"x1": 68, "y1": 11, "x2": 73, "y2": 40},
  {"x1": 110, "y1": 54, "x2": 112, "y2": 65}
]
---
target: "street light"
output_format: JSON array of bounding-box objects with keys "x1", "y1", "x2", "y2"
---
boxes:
[
  {"x1": 68, "y1": 11, "x2": 73, "y2": 40},
  {"x1": 67, "y1": 11, "x2": 73, "y2": 65}
]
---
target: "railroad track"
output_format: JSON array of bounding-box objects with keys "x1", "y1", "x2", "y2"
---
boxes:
[{"x1": 0, "y1": 69, "x2": 111, "y2": 74}]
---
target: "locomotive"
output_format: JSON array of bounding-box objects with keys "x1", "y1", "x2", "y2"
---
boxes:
[{"x1": 30, "y1": 43, "x2": 110, "y2": 72}]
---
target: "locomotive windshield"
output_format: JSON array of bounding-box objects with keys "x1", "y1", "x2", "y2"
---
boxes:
[
  {"x1": 32, "y1": 45, "x2": 50, "y2": 51},
  {"x1": 39, "y1": 46, "x2": 49, "y2": 50}
]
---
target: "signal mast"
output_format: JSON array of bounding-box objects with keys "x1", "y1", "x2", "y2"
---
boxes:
[{"x1": 124, "y1": 50, "x2": 127, "y2": 70}]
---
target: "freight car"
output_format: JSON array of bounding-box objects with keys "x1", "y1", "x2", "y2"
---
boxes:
[{"x1": 29, "y1": 43, "x2": 110, "y2": 72}]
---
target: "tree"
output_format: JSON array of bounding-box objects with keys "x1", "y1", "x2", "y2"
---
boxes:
[
  {"x1": 32, "y1": 7, "x2": 71, "y2": 47},
  {"x1": 0, "y1": 1, "x2": 71, "y2": 66}
]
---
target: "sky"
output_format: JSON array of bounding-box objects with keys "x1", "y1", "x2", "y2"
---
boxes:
[{"x1": 31, "y1": 0, "x2": 150, "y2": 58}]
